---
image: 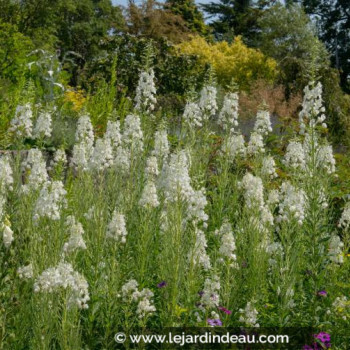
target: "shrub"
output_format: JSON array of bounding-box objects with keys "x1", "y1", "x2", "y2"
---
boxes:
[
  {"x1": 0, "y1": 21, "x2": 33, "y2": 82},
  {"x1": 176, "y1": 36, "x2": 278, "y2": 90}
]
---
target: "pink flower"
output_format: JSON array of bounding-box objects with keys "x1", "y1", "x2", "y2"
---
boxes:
[{"x1": 218, "y1": 306, "x2": 232, "y2": 315}]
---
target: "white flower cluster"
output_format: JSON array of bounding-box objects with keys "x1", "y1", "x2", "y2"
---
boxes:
[
  {"x1": 139, "y1": 180, "x2": 159, "y2": 208},
  {"x1": 2, "y1": 222, "x2": 14, "y2": 248},
  {"x1": 240, "y1": 173, "x2": 265, "y2": 209},
  {"x1": 284, "y1": 136, "x2": 335, "y2": 177},
  {"x1": 122, "y1": 114, "x2": 144, "y2": 154},
  {"x1": 222, "y1": 134, "x2": 246, "y2": 159},
  {"x1": 71, "y1": 143, "x2": 90, "y2": 171},
  {"x1": 121, "y1": 279, "x2": 156, "y2": 318},
  {"x1": 115, "y1": 147, "x2": 131, "y2": 172},
  {"x1": 0, "y1": 156, "x2": 13, "y2": 193},
  {"x1": 183, "y1": 102, "x2": 203, "y2": 128},
  {"x1": 189, "y1": 227, "x2": 211, "y2": 270},
  {"x1": 63, "y1": 216, "x2": 86, "y2": 254},
  {"x1": 239, "y1": 301, "x2": 259, "y2": 327},
  {"x1": 218, "y1": 92, "x2": 239, "y2": 133},
  {"x1": 75, "y1": 115, "x2": 94, "y2": 147},
  {"x1": 317, "y1": 145, "x2": 336, "y2": 174},
  {"x1": 261, "y1": 156, "x2": 278, "y2": 179},
  {"x1": 17, "y1": 264, "x2": 34, "y2": 279},
  {"x1": 34, "y1": 261, "x2": 90, "y2": 309},
  {"x1": 160, "y1": 150, "x2": 192, "y2": 200},
  {"x1": 186, "y1": 187, "x2": 208, "y2": 227},
  {"x1": 160, "y1": 150, "x2": 208, "y2": 226},
  {"x1": 299, "y1": 82, "x2": 326, "y2": 133},
  {"x1": 277, "y1": 182, "x2": 306, "y2": 225},
  {"x1": 48, "y1": 149, "x2": 67, "y2": 171},
  {"x1": 145, "y1": 156, "x2": 159, "y2": 178},
  {"x1": 240, "y1": 173, "x2": 273, "y2": 228},
  {"x1": 215, "y1": 222, "x2": 237, "y2": 265},
  {"x1": 199, "y1": 85, "x2": 218, "y2": 119},
  {"x1": 247, "y1": 132, "x2": 265, "y2": 155},
  {"x1": 284, "y1": 141, "x2": 306, "y2": 170},
  {"x1": 33, "y1": 111, "x2": 52, "y2": 138},
  {"x1": 72, "y1": 116, "x2": 129, "y2": 173},
  {"x1": 105, "y1": 120, "x2": 122, "y2": 152},
  {"x1": 89, "y1": 137, "x2": 114, "y2": 171},
  {"x1": 71, "y1": 115, "x2": 94, "y2": 170},
  {"x1": 338, "y1": 202, "x2": 350, "y2": 230},
  {"x1": 121, "y1": 279, "x2": 139, "y2": 299},
  {"x1": 328, "y1": 235, "x2": 344, "y2": 264},
  {"x1": 106, "y1": 210, "x2": 127, "y2": 243},
  {"x1": 134, "y1": 69, "x2": 157, "y2": 113},
  {"x1": 103, "y1": 119, "x2": 133, "y2": 172},
  {"x1": 9, "y1": 104, "x2": 33, "y2": 138},
  {"x1": 136, "y1": 292, "x2": 157, "y2": 319},
  {"x1": 267, "y1": 189, "x2": 280, "y2": 206},
  {"x1": 33, "y1": 181, "x2": 67, "y2": 221},
  {"x1": 152, "y1": 128, "x2": 170, "y2": 161},
  {"x1": 201, "y1": 275, "x2": 220, "y2": 309},
  {"x1": 254, "y1": 109, "x2": 272, "y2": 136},
  {"x1": 22, "y1": 149, "x2": 48, "y2": 192}
]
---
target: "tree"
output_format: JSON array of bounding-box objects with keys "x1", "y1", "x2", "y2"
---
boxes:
[
  {"x1": 257, "y1": 3, "x2": 350, "y2": 143},
  {"x1": 126, "y1": 0, "x2": 192, "y2": 43},
  {"x1": 176, "y1": 35, "x2": 277, "y2": 89},
  {"x1": 296, "y1": 0, "x2": 350, "y2": 92},
  {"x1": 53, "y1": 0, "x2": 124, "y2": 60},
  {"x1": 0, "y1": 0, "x2": 125, "y2": 60},
  {"x1": 201, "y1": 0, "x2": 277, "y2": 42},
  {"x1": 257, "y1": 3, "x2": 329, "y2": 94},
  {"x1": 0, "y1": 21, "x2": 33, "y2": 82},
  {"x1": 165, "y1": 0, "x2": 209, "y2": 36}
]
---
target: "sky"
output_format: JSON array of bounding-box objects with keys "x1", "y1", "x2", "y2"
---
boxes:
[{"x1": 112, "y1": 0, "x2": 214, "y2": 7}]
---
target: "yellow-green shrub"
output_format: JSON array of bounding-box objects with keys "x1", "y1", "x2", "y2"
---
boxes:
[{"x1": 176, "y1": 36, "x2": 278, "y2": 90}]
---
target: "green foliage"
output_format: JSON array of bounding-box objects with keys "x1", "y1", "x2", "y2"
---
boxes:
[
  {"x1": 257, "y1": 4, "x2": 350, "y2": 145},
  {"x1": 0, "y1": 22, "x2": 33, "y2": 82},
  {"x1": 165, "y1": 0, "x2": 209, "y2": 36},
  {"x1": 0, "y1": 22, "x2": 33, "y2": 148},
  {"x1": 85, "y1": 55, "x2": 131, "y2": 131},
  {"x1": 53, "y1": 0, "x2": 124, "y2": 61},
  {"x1": 82, "y1": 35, "x2": 205, "y2": 103},
  {"x1": 0, "y1": 0, "x2": 125, "y2": 61},
  {"x1": 201, "y1": 0, "x2": 276, "y2": 42},
  {"x1": 257, "y1": 4, "x2": 329, "y2": 93},
  {"x1": 321, "y1": 69, "x2": 350, "y2": 146},
  {"x1": 126, "y1": 0, "x2": 193, "y2": 43},
  {"x1": 295, "y1": 0, "x2": 350, "y2": 92}
]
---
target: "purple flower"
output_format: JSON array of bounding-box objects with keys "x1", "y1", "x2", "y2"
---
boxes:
[
  {"x1": 207, "y1": 318, "x2": 222, "y2": 327},
  {"x1": 303, "y1": 344, "x2": 322, "y2": 350},
  {"x1": 314, "y1": 332, "x2": 331, "y2": 343},
  {"x1": 302, "y1": 345, "x2": 314, "y2": 350},
  {"x1": 317, "y1": 290, "x2": 327, "y2": 297},
  {"x1": 157, "y1": 281, "x2": 167, "y2": 288},
  {"x1": 198, "y1": 291, "x2": 204, "y2": 297},
  {"x1": 218, "y1": 306, "x2": 232, "y2": 315}
]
